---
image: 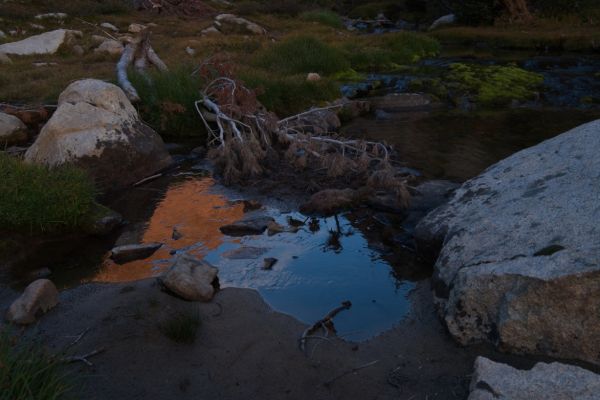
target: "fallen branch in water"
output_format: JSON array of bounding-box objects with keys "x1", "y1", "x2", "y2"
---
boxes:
[{"x1": 299, "y1": 300, "x2": 352, "y2": 354}]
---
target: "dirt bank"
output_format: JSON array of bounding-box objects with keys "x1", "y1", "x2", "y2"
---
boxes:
[{"x1": 1, "y1": 279, "x2": 541, "y2": 400}]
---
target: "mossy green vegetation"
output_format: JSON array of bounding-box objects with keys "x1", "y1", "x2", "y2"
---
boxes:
[
  {"x1": 130, "y1": 66, "x2": 206, "y2": 138},
  {"x1": 0, "y1": 153, "x2": 96, "y2": 235},
  {"x1": 447, "y1": 63, "x2": 544, "y2": 106},
  {"x1": 409, "y1": 63, "x2": 544, "y2": 106},
  {"x1": 0, "y1": 329, "x2": 74, "y2": 400},
  {"x1": 299, "y1": 10, "x2": 343, "y2": 29}
]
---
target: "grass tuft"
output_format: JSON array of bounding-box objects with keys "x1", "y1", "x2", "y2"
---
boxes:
[
  {"x1": 159, "y1": 310, "x2": 201, "y2": 344},
  {"x1": 0, "y1": 329, "x2": 74, "y2": 400},
  {"x1": 130, "y1": 66, "x2": 207, "y2": 138},
  {"x1": 0, "y1": 154, "x2": 96, "y2": 235}
]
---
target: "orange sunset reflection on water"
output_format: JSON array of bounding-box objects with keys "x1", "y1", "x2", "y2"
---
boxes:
[{"x1": 91, "y1": 178, "x2": 245, "y2": 283}]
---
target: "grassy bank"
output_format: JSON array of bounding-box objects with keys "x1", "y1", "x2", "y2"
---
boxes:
[
  {"x1": 0, "y1": 154, "x2": 96, "y2": 235},
  {"x1": 0, "y1": 329, "x2": 74, "y2": 400}
]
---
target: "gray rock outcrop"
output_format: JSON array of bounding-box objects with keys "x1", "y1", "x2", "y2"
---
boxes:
[
  {"x1": 415, "y1": 120, "x2": 600, "y2": 365},
  {"x1": 468, "y1": 357, "x2": 600, "y2": 400}
]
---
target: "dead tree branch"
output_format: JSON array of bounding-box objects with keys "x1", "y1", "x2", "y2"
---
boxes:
[
  {"x1": 116, "y1": 31, "x2": 169, "y2": 103},
  {"x1": 299, "y1": 301, "x2": 352, "y2": 354}
]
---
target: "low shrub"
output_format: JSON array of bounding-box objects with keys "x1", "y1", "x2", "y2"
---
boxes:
[
  {"x1": 159, "y1": 310, "x2": 201, "y2": 344},
  {"x1": 130, "y1": 66, "x2": 207, "y2": 138},
  {"x1": 255, "y1": 36, "x2": 350, "y2": 75},
  {"x1": 0, "y1": 329, "x2": 74, "y2": 400},
  {"x1": 300, "y1": 10, "x2": 344, "y2": 29},
  {"x1": 0, "y1": 154, "x2": 96, "y2": 235}
]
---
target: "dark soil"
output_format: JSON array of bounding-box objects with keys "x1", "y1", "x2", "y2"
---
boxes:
[{"x1": 0, "y1": 280, "x2": 541, "y2": 400}]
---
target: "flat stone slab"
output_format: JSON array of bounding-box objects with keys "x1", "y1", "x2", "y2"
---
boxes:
[
  {"x1": 468, "y1": 357, "x2": 600, "y2": 400},
  {"x1": 110, "y1": 243, "x2": 162, "y2": 264}
]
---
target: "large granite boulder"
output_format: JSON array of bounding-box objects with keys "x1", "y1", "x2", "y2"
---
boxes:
[
  {"x1": 0, "y1": 29, "x2": 81, "y2": 55},
  {"x1": 468, "y1": 357, "x2": 600, "y2": 400},
  {"x1": 24, "y1": 79, "x2": 171, "y2": 189},
  {"x1": 415, "y1": 120, "x2": 600, "y2": 365},
  {"x1": 0, "y1": 112, "x2": 28, "y2": 145}
]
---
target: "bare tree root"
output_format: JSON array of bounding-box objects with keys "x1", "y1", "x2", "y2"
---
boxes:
[
  {"x1": 299, "y1": 301, "x2": 352, "y2": 354},
  {"x1": 324, "y1": 360, "x2": 380, "y2": 388},
  {"x1": 117, "y1": 31, "x2": 169, "y2": 103}
]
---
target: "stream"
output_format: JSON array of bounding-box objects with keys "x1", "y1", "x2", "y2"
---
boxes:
[{"x1": 5, "y1": 50, "x2": 600, "y2": 341}]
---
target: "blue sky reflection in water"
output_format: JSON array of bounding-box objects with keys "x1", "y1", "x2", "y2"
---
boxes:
[{"x1": 203, "y1": 212, "x2": 414, "y2": 342}]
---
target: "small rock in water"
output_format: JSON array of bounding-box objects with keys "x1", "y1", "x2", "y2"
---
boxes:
[
  {"x1": 5, "y1": 279, "x2": 59, "y2": 325},
  {"x1": 110, "y1": 243, "x2": 162, "y2": 264},
  {"x1": 222, "y1": 247, "x2": 267, "y2": 260},
  {"x1": 267, "y1": 221, "x2": 285, "y2": 236},
  {"x1": 172, "y1": 227, "x2": 183, "y2": 240},
  {"x1": 219, "y1": 216, "x2": 274, "y2": 236},
  {"x1": 263, "y1": 258, "x2": 278, "y2": 270},
  {"x1": 160, "y1": 254, "x2": 219, "y2": 301},
  {"x1": 242, "y1": 200, "x2": 262, "y2": 212}
]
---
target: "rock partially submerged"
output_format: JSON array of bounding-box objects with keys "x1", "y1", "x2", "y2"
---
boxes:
[
  {"x1": 24, "y1": 79, "x2": 172, "y2": 189},
  {"x1": 468, "y1": 357, "x2": 600, "y2": 400},
  {"x1": 111, "y1": 243, "x2": 162, "y2": 264},
  {"x1": 0, "y1": 29, "x2": 81, "y2": 55},
  {"x1": 161, "y1": 254, "x2": 219, "y2": 301},
  {"x1": 0, "y1": 112, "x2": 28, "y2": 145},
  {"x1": 220, "y1": 216, "x2": 275, "y2": 236},
  {"x1": 415, "y1": 120, "x2": 600, "y2": 365},
  {"x1": 5, "y1": 279, "x2": 59, "y2": 325},
  {"x1": 300, "y1": 189, "x2": 360, "y2": 216}
]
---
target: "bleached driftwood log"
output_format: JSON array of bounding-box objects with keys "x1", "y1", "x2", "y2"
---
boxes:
[{"x1": 116, "y1": 30, "x2": 168, "y2": 103}]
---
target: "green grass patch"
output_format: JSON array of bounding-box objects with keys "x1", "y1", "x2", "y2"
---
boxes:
[
  {"x1": 130, "y1": 66, "x2": 207, "y2": 138},
  {"x1": 300, "y1": 10, "x2": 343, "y2": 29},
  {"x1": 240, "y1": 69, "x2": 341, "y2": 116},
  {"x1": 159, "y1": 310, "x2": 201, "y2": 344},
  {"x1": 343, "y1": 32, "x2": 440, "y2": 71},
  {"x1": 0, "y1": 329, "x2": 74, "y2": 400},
  {"x1": 0, "y1": 154, "x2": 96, "y2": 235},
  {"x1": 255, "y1": 36, "x2": 350, "y2": 75}
]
